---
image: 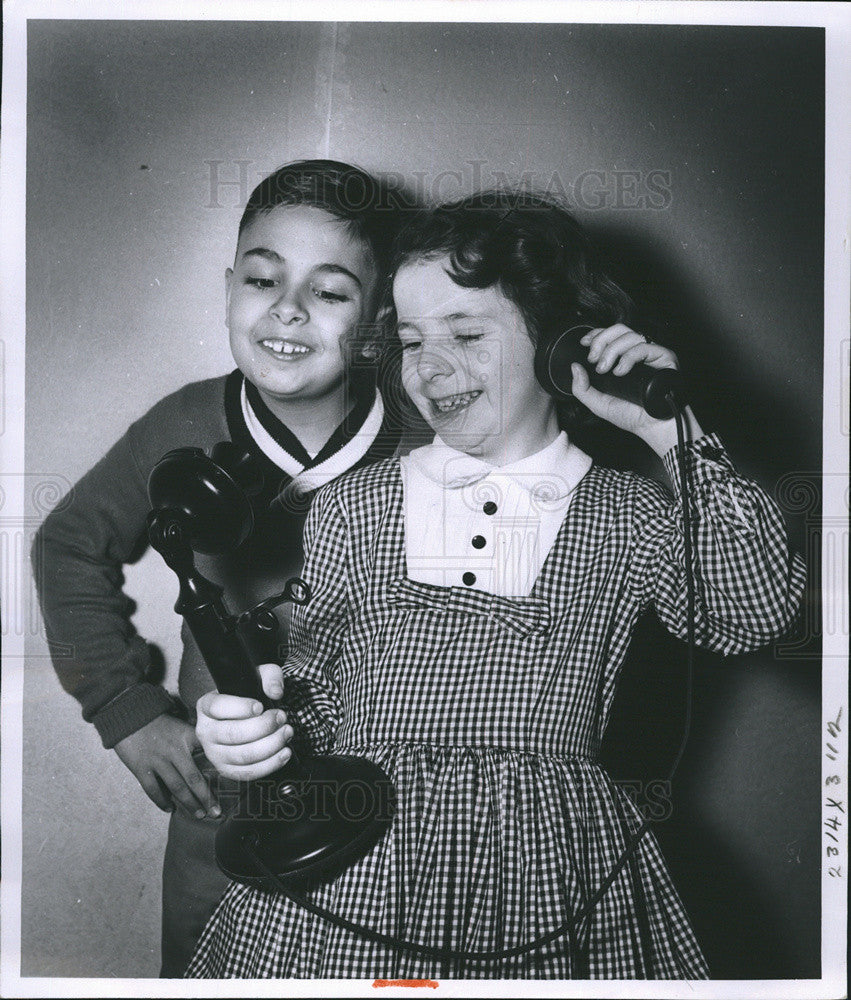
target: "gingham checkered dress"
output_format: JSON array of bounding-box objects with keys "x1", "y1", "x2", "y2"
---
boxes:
[{"x1": 186, "y1": 434, "x2": 805, "y2": 980}]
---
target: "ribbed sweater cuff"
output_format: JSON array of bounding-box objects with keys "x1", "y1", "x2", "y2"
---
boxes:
[{"x1": 93, "y1": 683, "x2": 178, "y2": 749}]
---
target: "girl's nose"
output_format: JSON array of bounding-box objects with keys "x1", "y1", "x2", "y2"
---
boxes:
[
  {"x1": 270, "y1": 288, "x2": 308, "y2": 325},
  {"x1": 417, "y1": 346, "x2": 456, "y2": 381}
]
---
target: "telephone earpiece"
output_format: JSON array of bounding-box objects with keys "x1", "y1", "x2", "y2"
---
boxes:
[
  {"x1": 534, "y1": 322, "x2": 595, "y2": 402},
  {"x1": 534, "y1": 322, "x2": 685, "y2": 420}
]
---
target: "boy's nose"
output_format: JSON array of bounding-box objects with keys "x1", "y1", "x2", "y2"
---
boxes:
[{"x1": 270, "y1": 291, "x2": 308, "y2": 325}]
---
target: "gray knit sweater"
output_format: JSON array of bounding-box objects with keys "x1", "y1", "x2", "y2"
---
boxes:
[{"x1": 32, "y1": 370, "x2": 399, "y2": 747}]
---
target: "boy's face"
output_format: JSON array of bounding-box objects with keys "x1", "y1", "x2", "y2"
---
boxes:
[
  {"x1": 393, "y1": 256, "x2": 557, "y2": 465},
  {"x1": 226, "y1": 205, "x2": 378, "y2": 408}
]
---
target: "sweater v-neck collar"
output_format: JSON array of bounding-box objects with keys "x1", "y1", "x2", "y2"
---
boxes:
[{"x1": 223, "y1": 370, "x2": 396, "y2": 504}]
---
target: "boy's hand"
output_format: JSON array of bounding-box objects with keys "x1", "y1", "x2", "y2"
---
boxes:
[
  {"x1": 114, "y1": 714, "x2": 221, "y2": 819},
  {"x1": 571, "y1": 324, "x2": 704, "y2": 455},
  {"x1": 195, "y1": 663, "x2": 294, "y2": 782}
]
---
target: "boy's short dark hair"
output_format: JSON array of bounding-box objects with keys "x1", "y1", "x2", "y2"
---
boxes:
[{"x1": 240, "y1": 159, "x2": 407, "y2": 275}]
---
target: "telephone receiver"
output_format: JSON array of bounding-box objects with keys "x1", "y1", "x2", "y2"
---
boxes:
[
  {"x1": 146, "y1": 442, "x2": 395, "y2": 891},
  {"x1": 534, "y1": 322, "x2": 686, "y2": 420}
]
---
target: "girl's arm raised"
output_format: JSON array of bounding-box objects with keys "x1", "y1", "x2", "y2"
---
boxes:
[
  {"x1": 629, "y1": 434, "x2": 807, "y2": 655},
  {"x1": 570, "y1": 323, "x2": 703, "y2": 456},
  {"x1": 571, "y1": 324, "x2": 805, "y2": 653}
]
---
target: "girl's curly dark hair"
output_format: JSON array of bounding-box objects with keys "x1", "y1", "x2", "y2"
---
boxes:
[{"x1": 377, "y1": 189, "x2": 633, "y2": 433}]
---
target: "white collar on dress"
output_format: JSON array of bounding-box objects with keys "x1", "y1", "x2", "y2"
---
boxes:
[{"x1": 405, "y1": 431, "x2": 592, "y2": 501}]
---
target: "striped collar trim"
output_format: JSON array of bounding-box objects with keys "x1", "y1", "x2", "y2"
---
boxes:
[{"x1": 239, "y1": 378, "x2": 386, "y2": 492}]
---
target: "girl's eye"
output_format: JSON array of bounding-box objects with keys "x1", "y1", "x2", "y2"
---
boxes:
[
  {"x1": 400, "y1": 341, "x2": 421, "y2": 352},
  {"x1": 456, "y1": 332, "x2": 484, "y2": 343},
  {"x1": 312, "y1": 287, "x2": 350, "y2": 303}
]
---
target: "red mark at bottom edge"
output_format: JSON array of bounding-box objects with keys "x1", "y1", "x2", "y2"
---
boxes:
[{"x1": 372, "y1": 979, "x2": 439, "y2": 989}]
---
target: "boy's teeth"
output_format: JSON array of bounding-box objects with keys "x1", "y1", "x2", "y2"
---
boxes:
[
  {"x1": 434, "y1": 391, "x2": 480, "y2": 413},
  {"x1": 262, "y1": 339, "x2": 309, "y2": 355}
]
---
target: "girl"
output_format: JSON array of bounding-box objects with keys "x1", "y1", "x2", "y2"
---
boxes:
[{"x1": 187, "y1": 191, "x2": 806, "y2": 979}]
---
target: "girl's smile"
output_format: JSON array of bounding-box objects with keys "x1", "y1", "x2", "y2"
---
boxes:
[
  {"x1": 392, "y1": 256, "x2": 559, "y2": 465},
  {"x1": 429, "y1": 388, "x2": 483, "y2": 415}
]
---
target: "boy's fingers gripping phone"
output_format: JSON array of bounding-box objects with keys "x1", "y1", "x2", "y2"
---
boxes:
[
  {"x1": 115, "y1": 714, "x2": 218, "y2": 816},
  {"x1": 173, "y1": 738, "x2": 221, "y2": 818}
]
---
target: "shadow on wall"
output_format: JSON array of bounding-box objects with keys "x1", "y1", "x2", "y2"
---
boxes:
[
  {"x1": 602, "y1": 615, "x2": 821, "y2": 979},
  {"x1": 587, "y1": 222, "x2": 818, "y2": 462},
  {"x1": 594, "y1": 220, "x2": 821, "y2": 979}
]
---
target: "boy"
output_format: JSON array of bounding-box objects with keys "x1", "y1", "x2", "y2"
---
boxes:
[{"x1": 32, "y1": 160, "x2": 405, "y2": 976}]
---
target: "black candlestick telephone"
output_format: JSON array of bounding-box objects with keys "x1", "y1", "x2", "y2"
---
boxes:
[{"x1": 146, "y1": 442, "x2": 395, "y2": 891}]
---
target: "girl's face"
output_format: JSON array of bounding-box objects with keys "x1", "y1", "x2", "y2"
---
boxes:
[
  {"x1": 226, "y1": 204, "x2": 378, "y2": 408},
  {"x1": 393, "y1": 256, "x2": 559, "y2": 465}
]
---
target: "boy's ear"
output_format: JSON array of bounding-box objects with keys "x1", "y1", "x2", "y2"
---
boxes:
[
  {"x1": 358, "y1": 302, "x2": 394, "y2": 360},
  {"x1": 373, "y1": 302, "x2": 393, "y2": 327},
  {"x1": 224, "y1": 267, "x2": 233, "y2": 323}
]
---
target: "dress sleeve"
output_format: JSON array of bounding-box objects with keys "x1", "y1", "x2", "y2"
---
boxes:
[
  {"x1": 629, "y1": 433, "x2": 807, "y2": 655},
  {"x1": 280, "y1": 484, "x2": 349, "y2": 756}
]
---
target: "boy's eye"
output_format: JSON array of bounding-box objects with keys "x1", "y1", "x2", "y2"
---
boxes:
[
  {"x1": 399, "y1": 340, "x2": 422, "y2": 352},
  {"x1": 456, "y1": 332, "x2": 485, "y2": 343},
  {"x1": 245, "y1": 276, "x2": 277, "y2": 289}
]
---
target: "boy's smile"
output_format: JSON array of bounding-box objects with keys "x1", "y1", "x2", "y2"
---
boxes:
[
  {"x1": 259, "y1": 338, "x2": 311, "y2": 357},
  {"x1": 393, "y1": 256, "x2": 559, "y2": 465},
  {"x1": 226, "y1": 205, "x2": 378, "y2": 415}
]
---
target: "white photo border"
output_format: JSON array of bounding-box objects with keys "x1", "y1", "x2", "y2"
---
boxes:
[{"x1": 2, "y1": 2, "x2": 848, "y2": 997}]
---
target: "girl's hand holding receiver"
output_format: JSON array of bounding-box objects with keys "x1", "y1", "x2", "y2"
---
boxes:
[
  {"x1": 196, "y1": 663, "x2": 294, "y2": 781},
  {"x1": 570, "y1": 324, "x2": 704, "y2": 456}
]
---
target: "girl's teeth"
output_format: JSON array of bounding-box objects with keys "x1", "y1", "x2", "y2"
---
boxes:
[
  {"x1": 262, "y1": 340, "x2": 309, "y2": 355},
  {"x1": 435, "y1": 391, "x2": 479, "y2": 412}
]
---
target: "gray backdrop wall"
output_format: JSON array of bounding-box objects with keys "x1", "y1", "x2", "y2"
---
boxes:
[{"x1": 23, "y1": 20, "x2": 823, "y2": 979}]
